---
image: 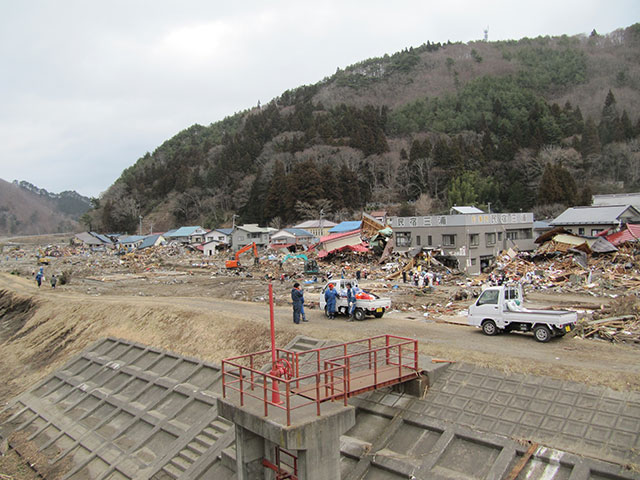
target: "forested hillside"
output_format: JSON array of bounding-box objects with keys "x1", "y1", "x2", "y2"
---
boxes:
[
  {"x1": 86, "y1": 25, "x2": 640, "y2": 233},
  {"x1": 0, "y1": 179, "x2": 85, "y2": 235}
]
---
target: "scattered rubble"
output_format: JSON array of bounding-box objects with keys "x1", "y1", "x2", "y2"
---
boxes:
[
  {"x1": 575, "y1": 316, "x2": 640, "y2": 344},
  {"x1": 3, "y1": 226, "x2": 640, "y2": 348}
]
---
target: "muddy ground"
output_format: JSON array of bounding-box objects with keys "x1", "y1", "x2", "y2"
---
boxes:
[{"x1": 0, "y1": 235, "x2": 639, "y2": 478}]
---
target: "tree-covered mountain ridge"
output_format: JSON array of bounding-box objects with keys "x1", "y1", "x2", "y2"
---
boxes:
[
  {"x1": 86, "y1": 24, "x2": 640, "y2": 233},
  {"x1": 0, "y1": 179, "x2": 88, "y2": 235},
  {"x1": 14, "y1": 181, "x2": 91, "y2": 218}
]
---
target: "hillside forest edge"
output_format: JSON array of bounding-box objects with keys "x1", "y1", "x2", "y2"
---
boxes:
[{"x1": 65, "y1": 25, "x2": 640, "y2": 233}]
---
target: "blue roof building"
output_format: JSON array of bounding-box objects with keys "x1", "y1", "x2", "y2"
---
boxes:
[
  {"x1": 328, "y1": 221, "x2": 362, "y2": 234},
  {"x1": 164, "y1": 226, "x2": 207, "y2": 244}
]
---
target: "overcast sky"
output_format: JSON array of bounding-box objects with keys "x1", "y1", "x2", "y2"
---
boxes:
[{"x1": 0, "y1": 1, "x2": 637, "y2": 198}]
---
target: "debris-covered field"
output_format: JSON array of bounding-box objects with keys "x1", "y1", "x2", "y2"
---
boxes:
[
  {"x1": 2, "y1": 232, "x2": 640, "y2": 347},
  {"x1": 0, "y1": 231, "x2": 639, "y2": 402}
]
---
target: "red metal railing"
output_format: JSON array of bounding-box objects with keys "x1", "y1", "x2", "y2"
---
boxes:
[
  {"x1": 221, "y1": 335, "x2": 419, "y2": 426},
  {"x1": 263, "y1": 446, "x2": 298, "y2": 479},
  {"x1": 222, "y1": 348, "x2": 348, "y2": 426}
]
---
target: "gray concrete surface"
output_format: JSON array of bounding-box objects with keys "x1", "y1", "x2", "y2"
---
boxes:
[
  {"x1": 0, "y1": 338, "x2": 234, "y2": 479},
  {"x1": 423, "y1": 362, "x2": 640, "y2": 467},
  {"x1": 1, "y1": 335, "x2": 639, "y2": 479}
]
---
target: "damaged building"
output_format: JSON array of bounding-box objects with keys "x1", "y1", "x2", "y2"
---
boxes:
[{"x1": 388, "y1": 209, "x2": 536, "y2": 274}]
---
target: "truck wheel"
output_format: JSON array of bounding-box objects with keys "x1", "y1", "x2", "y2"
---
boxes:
[
  {"x1": 354, "y1": 309, "x2": 366, "y2": 321},
  {"x1": 533, "y1": 325, "x2": 552, "y2": 343},
  {"x1": 482, "y1": 320, "x2": 498, "y2": 336},
  {"x1": 374, "y1": 310, "x2": 384, "y2": 318}
]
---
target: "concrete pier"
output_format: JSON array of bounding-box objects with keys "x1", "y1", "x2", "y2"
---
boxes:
[{"x1": 217, "y1": 395, "x2": 355, "y2": 480}]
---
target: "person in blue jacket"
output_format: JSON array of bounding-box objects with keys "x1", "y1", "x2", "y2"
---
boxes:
[
  {"x1": 291, "y1": 282, "x2": 304, "y2": 324},
  {"x1": 346, "y1": 283, "x2": 356, "y2": 321},
  {"x1": 35, "y1": 267, "x2": 44, "y2": 288},
  {"x1": 324, "y1": 283, "x2": 339, "y2": 319}
]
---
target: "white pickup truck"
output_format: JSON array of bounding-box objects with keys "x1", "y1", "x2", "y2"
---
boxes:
[
  {"x1": 468, "y1": 284, "x2": 577, "y2": 342},
  {"x1": 319, "y1": 279, "x2": 391, "y2": 320}
]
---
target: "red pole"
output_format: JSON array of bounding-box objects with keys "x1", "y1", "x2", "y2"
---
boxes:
[
  {"x1": 269, "y1": 283, "x2": 276, "y2": 365},
  {"x1": 268, "y1": 282, "x2": 284, "y2": 405}
]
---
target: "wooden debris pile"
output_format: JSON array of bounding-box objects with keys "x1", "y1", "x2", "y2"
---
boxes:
[
  {"x1": 575, "y1": 295, "x2": 640, "y2": 344},
  {"x1": 474, "y1": 243, "x2": 640, "y2": 292},
  {"x1": 575, "y1": 315, "x2": 640, "y2": 344}
]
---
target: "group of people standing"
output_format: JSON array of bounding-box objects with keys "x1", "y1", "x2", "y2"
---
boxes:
[
  {"x1": 402, "y1": 269, "x2": 439, "y2": 288},
  {"x1": 34, "y1": 267, "x2": 57, "y2": 288},
  {"x1": 292, "y1": 281, "x2": 357, "y2": 323},
  {"x1": 323, "y1": 282, "x2": 357, "y2": 320}
]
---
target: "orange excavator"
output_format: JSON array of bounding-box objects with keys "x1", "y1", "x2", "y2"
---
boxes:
[{"x1": 225, "y1": 242, "x2": 259, "y2": 269}]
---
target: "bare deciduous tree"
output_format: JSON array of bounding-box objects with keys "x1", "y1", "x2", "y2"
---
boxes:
[{"x1": 294, "y1": 199, "x2": 333, "y2": 220}]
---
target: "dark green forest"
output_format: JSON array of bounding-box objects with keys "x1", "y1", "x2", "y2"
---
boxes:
[{"x1": 86, "y1": 24, "x2": 640, "y2": 233}]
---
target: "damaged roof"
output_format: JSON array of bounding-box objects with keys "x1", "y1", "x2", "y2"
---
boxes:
[
  {"x1": 550, "y1": 205, "x2": 640, "y2": 226},
  {"x1": 236, "y1": 224, "x2": 270, "y2": 234},
  {"x1": 293, "y1": 219, "x2": 337, "y2": 229},
  {"x1": 607, "y1": 223, "x2": 640, "y2": 246},
  {"x1": 165, "y1": 226, "x2": 205, "y2": 237},
  {"x1": 329, "y1": 221, "x2": 362, "y2": 233}
]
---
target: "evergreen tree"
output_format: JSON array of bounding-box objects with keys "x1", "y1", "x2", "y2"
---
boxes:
[
  {"x1": 102, "y1": 200, "x2": 114, "y2": 231},
  {"x1": 338, "y1": 165, "x2": 362, "y2": 208},
  {"x1": 537, "y1": 164, "x2": 577, "y2": 205},
  {"x1": 577, "y1": 184, "x2": 593, "y2": 206},
  {"x1": 320, "y1": 164, "x2": 340, "y2": 209},
  {"x1": 294, "y1": 160, "x2": 324, "y2": 203},
  {"x1": 599, "y1": 90, "x2": 620, "y2": 145},
  {"x1": 433, "y1": 138, "x2": 451, "y2": 167},
  {"x1": 538, "y1": 164, "x2": 562, "y2": 205},
  {"x1": 505, "y1": 180, "x2": 533, "y2": 212},
  {"x1": 239, "y1": 168, "x2": 268, "y2": 223},
  {"x1": 264, "y1": 160, "x2": 286, "y2": 221},
  {"x1": 447, "y1": 172, "x2": 478, "y2": 207},
  {"x1": 580, "y1": 118, "x2": 601, "y2": 156},
  {"x1": 481, "y1": 130, "x2": 494, "y2": 158},
  {"x1": 573, "y1": 106, "x2": 584, "y2": 134},
  {"x1": 620, "y1": 110, "x2": 635, "y2": 139}
]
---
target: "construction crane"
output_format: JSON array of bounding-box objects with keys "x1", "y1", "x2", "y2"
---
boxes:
[{"x1": 225, "y1": 242, "x2": 259, "y2": 269}]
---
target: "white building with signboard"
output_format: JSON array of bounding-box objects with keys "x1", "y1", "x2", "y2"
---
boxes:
[{"x1": 388, "y1": 210, "x2": 535, "y2": 274}]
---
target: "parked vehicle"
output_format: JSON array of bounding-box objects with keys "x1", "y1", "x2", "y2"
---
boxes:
[
  {"x1": 468, "y1": 284, "x2": 577, "y2": 342},
  {"x1": 319, "y1": 279, "x2": 391, "y2": 320}
]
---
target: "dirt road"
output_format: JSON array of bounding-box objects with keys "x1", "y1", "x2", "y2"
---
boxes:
[{"x1": 1, "y1": 271, "x2": 638, "y2": 411}]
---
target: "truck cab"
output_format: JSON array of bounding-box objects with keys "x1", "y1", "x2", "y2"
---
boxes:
[
  {"x1": 471, "y1": 284, "x2": 522, "y2": 319},
  {"x1": 468, "y1": 284, "x2": 577, "y2": 342}
]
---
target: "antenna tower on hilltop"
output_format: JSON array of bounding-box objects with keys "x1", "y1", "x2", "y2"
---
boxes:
[{"x1": 484, "y1": 26, "x2": 489, "y2": 42}]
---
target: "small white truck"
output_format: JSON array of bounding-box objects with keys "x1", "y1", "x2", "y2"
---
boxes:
[
  {"x1": 468, "y1": 284, "x2": 577, "y2": 342},
  {"x1": 319, "y1": 279, "x2": 391, "y2": 320}
]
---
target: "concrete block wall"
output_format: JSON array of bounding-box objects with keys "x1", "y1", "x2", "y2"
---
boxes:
[{"x1": 2, "y1": 335, "x2": 639, "y2": 479}]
